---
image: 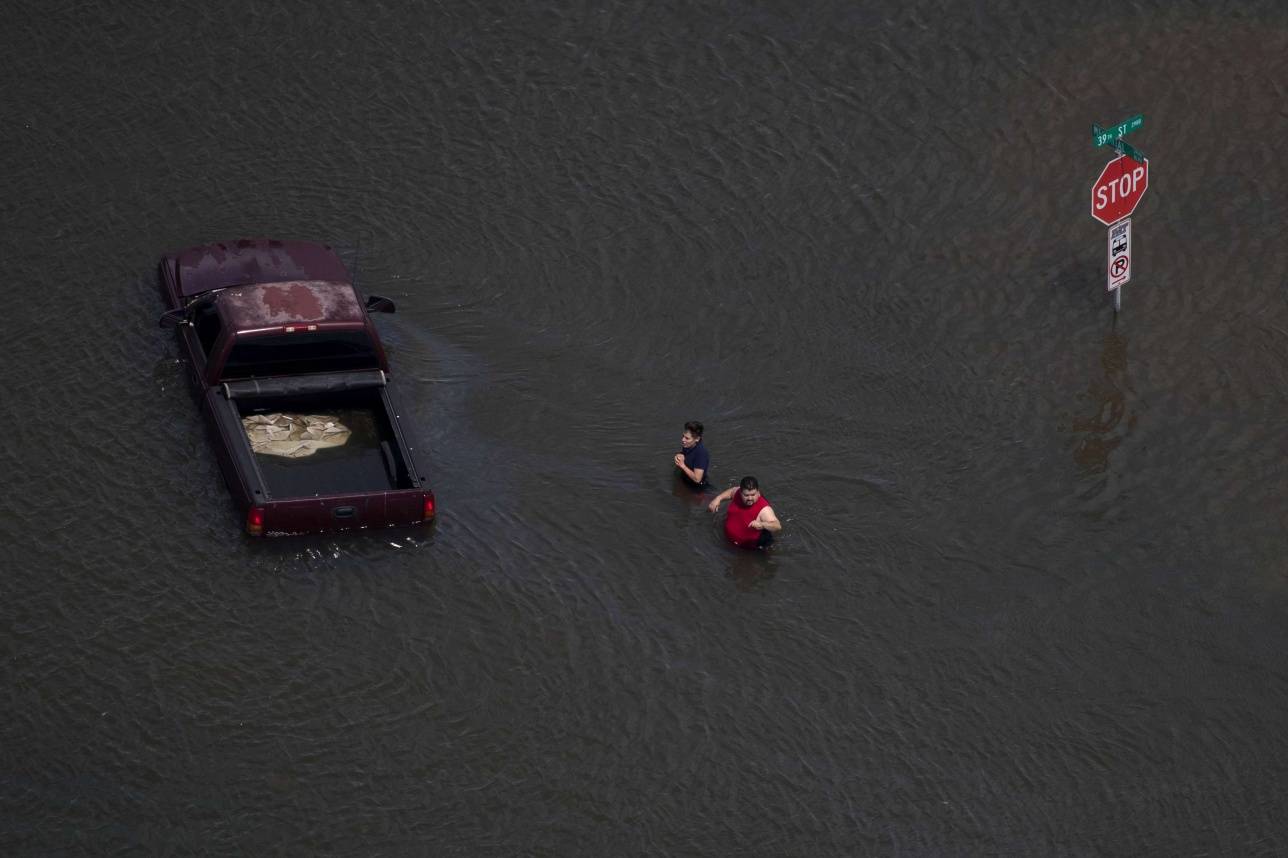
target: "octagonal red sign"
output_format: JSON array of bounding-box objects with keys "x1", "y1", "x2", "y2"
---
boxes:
[{"x1": 1091, "y1": 155, "x2": 1148, "y2": 226}]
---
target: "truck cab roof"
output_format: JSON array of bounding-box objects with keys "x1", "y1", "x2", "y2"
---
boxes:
[{"x1": 218, "y1": 280, "x2": 366, "y2": 333}]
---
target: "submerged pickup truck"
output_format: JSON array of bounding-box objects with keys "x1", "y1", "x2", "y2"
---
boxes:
[{"x1": 158, "y1": 238, "x2": 435, "y2": 536}]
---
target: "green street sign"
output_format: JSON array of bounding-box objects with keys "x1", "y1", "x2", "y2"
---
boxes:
[
  {"x1": 1092, "y1": 114, "x2": 1144, "y2": 147},
  {"x1": 1108, "y1": 137, "x2": 1146, "y2": 163}
]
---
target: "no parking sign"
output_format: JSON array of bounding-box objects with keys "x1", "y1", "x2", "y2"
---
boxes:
[{"x1": 1107, "y1": 218, "x2": 1131, "y2": 291}]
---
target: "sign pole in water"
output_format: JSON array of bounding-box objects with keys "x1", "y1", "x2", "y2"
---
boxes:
[{"x1": 1090, "y1": 114, "x2": 1147, "y2": 314}]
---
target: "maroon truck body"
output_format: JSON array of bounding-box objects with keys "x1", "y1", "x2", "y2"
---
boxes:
[{"x1": 158, "y1": 239, "x2": 435, "y2": 536}]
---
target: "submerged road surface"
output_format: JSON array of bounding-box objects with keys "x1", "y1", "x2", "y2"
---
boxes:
[{"x1": 4, "y1": 1, "x2": 1288, "y2": 854}]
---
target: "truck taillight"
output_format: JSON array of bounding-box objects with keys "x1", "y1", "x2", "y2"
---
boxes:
[
  {"x1": 247, "y1": 506, "x2": 265, "y2": 536},
  {"x1": 422, "y1": 493, "x2": 436, "y2": 521}
]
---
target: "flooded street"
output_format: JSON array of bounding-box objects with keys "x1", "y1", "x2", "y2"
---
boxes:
[{"x1": 4, "y1": 1, "x2": 1288, "y2": 853}]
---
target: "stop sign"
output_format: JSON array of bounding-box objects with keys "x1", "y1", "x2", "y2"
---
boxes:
[{"x1": 1091, "y1": 155, "x2": 1148, "y2": 225}]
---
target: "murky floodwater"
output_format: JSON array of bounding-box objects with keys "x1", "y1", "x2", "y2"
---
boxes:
[{"x1": 5, "y1": 0, "x2": 1288, "y2": 854}]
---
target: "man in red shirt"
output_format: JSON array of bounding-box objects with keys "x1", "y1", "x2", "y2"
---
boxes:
[{"x1": 708, "y1": 475, "x2": 782, "y2": 548}]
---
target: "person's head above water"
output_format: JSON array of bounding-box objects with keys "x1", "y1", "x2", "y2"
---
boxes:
[
  {"x1": 738, "y1": 475, "x2": 760, "y2": 505},
  {"x1": 681, "y1": 421, "x2": 704, "y2": 448}
]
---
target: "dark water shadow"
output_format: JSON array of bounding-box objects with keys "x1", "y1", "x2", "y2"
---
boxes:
[
  {"x1": 1068, "y1": 324, "x2": 1138, "y2": 523},
  {"x1": 1050, "y1": 256, "x2": 1106, "y2": 306},
  {"x1": 1071, "y1": 327, "x2": 1134, "y2": 476},
  {"x1": 670, "y1": 472, "x2": 711, "y2": 505},
  {"x1": 724, "y1": 542, "x2": 778, "y2": 592}
]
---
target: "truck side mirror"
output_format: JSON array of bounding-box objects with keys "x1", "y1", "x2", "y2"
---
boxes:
[
  {"x1": 365, "y1": 295, "x2": 396, "y2": 314},
  {"x1": 158, "y1": 307, "x2": 188, "y2": 328}
]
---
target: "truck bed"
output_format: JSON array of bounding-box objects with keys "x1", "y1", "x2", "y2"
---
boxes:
[{"x1": 230, "y1": 387, "x2": 415, "y2": 499}]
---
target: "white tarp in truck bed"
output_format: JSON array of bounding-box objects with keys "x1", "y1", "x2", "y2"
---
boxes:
[{"x1": 242, "y1": 413, "x2": 351, "y2": 458}]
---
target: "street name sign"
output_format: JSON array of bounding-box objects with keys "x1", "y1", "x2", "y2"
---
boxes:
[
  {"x1": 1093, "y1": 114, "x2": 1144, "y2": 147},
  {"x1": 1106, "y1": 137, "x2": 1146, "y2": 164}
]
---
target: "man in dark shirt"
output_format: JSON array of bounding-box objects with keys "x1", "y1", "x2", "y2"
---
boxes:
[{"x1": 673, "y1": 421, "x2": 710, "y2": 490}]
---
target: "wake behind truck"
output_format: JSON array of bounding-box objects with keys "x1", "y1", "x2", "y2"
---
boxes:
[{"x1": 158, "y1": 238, "x2": 435, "y2": 536}]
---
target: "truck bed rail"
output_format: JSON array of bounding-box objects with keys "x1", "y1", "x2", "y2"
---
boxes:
[{"x1": 221, "y1": 369, "x2": 386, "y2": 400}]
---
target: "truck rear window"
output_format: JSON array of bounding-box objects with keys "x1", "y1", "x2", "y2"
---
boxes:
[{"x1": 222, "y1": 330, "x2": 381, "y2": 379}]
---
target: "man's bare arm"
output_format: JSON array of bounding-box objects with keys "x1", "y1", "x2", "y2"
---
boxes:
[
  {"x1": 751, "y1": 506, "x2": 782, "y2": 532},
  {"x1": 708, "y1": 487, "x2": 736, "y2": 513}
]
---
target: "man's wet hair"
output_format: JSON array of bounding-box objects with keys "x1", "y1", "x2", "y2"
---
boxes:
[
  {"x1": 739, "y1": 475, "x2": 759, "y2": 491},
  {"x1": 684, "y1": 421, "x2": 704, "y2": 437}
]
